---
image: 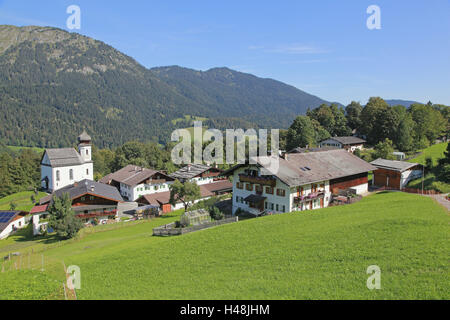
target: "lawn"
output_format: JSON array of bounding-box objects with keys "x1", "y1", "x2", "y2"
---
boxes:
[
  {"x1": 7, "y1": 145, "x2": 45, "y2": 154},
  {"x1": 1, "y1": 192, "x2": 448, "y2": 300},
  {"x1": 407, "y1": 142, "x2": 448, "y2": 166},
  {"x1": 406, "y1": 142, "x2": 449, "y2": 193},
  {"x1": 0, "y1": 191, "x2": 48, "y2": 212}
]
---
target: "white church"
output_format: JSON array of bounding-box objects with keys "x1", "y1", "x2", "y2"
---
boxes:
[{"x1": 41, "y1": 131, "x2": 94, "y2": 192}]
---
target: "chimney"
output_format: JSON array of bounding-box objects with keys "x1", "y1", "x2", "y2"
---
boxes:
[{"x1": 187, "y1": 164, "x2": 191, "y2": 172}]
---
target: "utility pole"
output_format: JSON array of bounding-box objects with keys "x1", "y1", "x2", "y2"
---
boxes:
[{"x1": 421, "y1": 165, "x2": 424, "y2": 195}]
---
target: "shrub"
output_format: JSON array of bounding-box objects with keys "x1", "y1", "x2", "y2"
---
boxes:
[{"x1": 209, "y1": 206, "x2": 224, "y2": 221}]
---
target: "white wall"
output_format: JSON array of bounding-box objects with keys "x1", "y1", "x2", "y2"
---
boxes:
[
  {"x1": 121, "y1": 181, "x2": 174, "y2": 201},
  {"x1": 289, "y1": 181, "x2": 331, "y2": 212},
  {"x1": 232, "y1": 165, "x2": 291, "y2": 215},
  {"x1": 51, "y1": 162, "x2": 93, "y2": 192},
  {"x1": 401, "y1": 169, "x2": 422, "y2": 188},
  {"x1": 320, "y1": 139, "x2": 343, "y2": 148},
  {"x1": 0, "y1": 216, "x2": 26, "y2": 240},
  {"x1": 350, "y1": 183, "x2": 368, "y2": 195}
]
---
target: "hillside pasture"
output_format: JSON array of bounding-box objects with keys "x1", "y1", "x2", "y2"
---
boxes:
[{"x1": 1, "y1": 192, "x2": 448, "y2": 300}]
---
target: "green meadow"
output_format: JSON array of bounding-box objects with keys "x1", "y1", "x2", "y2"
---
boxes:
[
  {"x1": 0, "y1": 192, "x2": 448, "y2": 300},
  {"x1": 0, "y1": 191, "x2": 48, "y2": 212}
]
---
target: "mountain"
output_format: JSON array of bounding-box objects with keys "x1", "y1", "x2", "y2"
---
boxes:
[
  {"x1": 0, "y1": 25, "x2": 332, "y2": 148},
  {"x1": 384, "y1": 99, "x2": 423, "y2": 108}
]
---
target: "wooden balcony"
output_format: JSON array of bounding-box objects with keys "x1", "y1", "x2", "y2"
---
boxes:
[
  {"x1": 294, "y1": 192, "x2": 325, "y2": 203},
  {"x1": 238, "y1": 174, "x2": 276, "y2": 187}
]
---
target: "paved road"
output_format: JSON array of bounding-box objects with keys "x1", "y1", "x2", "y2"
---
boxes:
[{"x1": 428, "y1": 194, "x2": 450, "y2": 211}]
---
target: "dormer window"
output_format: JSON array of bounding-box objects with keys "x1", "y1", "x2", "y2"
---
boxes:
[{"x1": 56, "y1": 170, "x2": 60, "y2": 182}]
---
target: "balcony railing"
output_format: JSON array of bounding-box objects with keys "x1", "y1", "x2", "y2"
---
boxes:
[
  {"x1": 238, "y1": 174, "x2": 276, "y2": 187},
  {"x1": 76, "y1": 210, "x2": 117, "y2": 219},
  {"x1": 294, "y1": 192, "x2": 325, "y2": 203}
]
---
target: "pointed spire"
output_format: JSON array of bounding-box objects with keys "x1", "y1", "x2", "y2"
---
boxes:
[{"x1": 78, "y1": 130, "x2": 91, "y2": 143}]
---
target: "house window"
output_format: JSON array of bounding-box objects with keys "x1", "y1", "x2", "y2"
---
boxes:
[
  {"x1": 86, "y1": 168, "x2": 89, "y2": 175},
  {"x1": 282, "y1": 205, "x2": 286, "y2": 212},
  {"x1": 276, "y1": 189, "x2": 285, "y2": 197},
  {"x1": 86, "y1": 149, "x2": 89, "y2": 155},
  {"x1": 265, "y1": 186, "x2": 273, "y2": 194},
  {"x1": 276, "y1": 204, "x2": 279, "y2": 211},
  {"x1": 246, "y1": 184, "x2": 253, "y2": 191},
  {"x1": 265, "y1": 202, "x2": 268, "y2": 209},
  {"x1": 236, "y1": 182, "x2": 243, "y2": 189},
  {"x1": 236, "y1": 196, "x2": 239, "y2": 203},
  {"x1": 271, "y1": 203, "x2": 274, "y2": 210},
  {"x1": 69, "y1": 169, "x2": 73, "y2": 180},
  {"x1": 255, "y1": 185, "x2": 263, "y2": 193},
  {"x1": 56, "y1": 170, "x2": 60, "y2": 181}
]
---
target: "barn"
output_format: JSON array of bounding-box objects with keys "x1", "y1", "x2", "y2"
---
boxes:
[{"x1": 370, "y1": 158, "x2": 423, "y2": 190}]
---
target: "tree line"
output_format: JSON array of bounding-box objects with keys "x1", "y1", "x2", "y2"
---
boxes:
[{"x1": 283, "y1": 98, "x2": 449, "y2": 153}]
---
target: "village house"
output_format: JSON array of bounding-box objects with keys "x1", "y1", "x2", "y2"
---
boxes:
[
  {"x1": 40, "y1": 131, "x2": 94, "y2": 192},
  {"x1": 137, "y1": 164, "x2": 232, "y2": 213},
  {"x1": 224, "y1": 149, "x2": 376, "y2": 216},
  {"x1": 0, "y1": 211, "x2": 28, "y2": 240},
  {"x1": 370, "y1": 158, "x2": 423, "y2": 190},
  {"x1": 99, "y1": 165, "x2": 175, "y2": 201},
  {"x1": 31, "y1": 179, "x2": 124, "y2": 234},
  {"x1": 319, "y1": 136, "x2": 366, "y2": 153}
]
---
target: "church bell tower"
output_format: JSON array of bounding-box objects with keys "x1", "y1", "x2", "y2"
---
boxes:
[{"x1": 78, "y1": 130, "x2": 92, "y2": 162}]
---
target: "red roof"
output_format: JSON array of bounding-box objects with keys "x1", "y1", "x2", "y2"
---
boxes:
[
  {"x1": 137, "y1": 181, "x2": 232, "y2": 206},
  {"x1": 30, "y1": 204, "x2": 49, "y2": 214}
]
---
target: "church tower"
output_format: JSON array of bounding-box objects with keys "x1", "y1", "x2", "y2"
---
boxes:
[{"x1": 78, "y1": 130, "x2": 92, "y2": 162}]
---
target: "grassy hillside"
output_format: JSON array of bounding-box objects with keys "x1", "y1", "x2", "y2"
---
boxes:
[
  {"x1": 1, "y1": 192, "x2": 448, "y2": 300},
  {"x1": 0, "y1": 191, "x2": 48, "y2": 212},
  {"x1": 407, "y1": 142, "x2": 448, "y2": 166},
  {"x1": 406, "y1": 142, "x2": 449, "y2": 193}
]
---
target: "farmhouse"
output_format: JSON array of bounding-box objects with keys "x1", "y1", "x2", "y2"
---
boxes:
[
  {"x1": 170, "y1": 164, "x2": 223, "y2": 185},
  {"x1": 99, "y1": 165, "x2": 175, "y2": 201},
  {"x1": 319, "y1": 136, "x2": 366, "y2": 153},
  {"x1": 0, "y1": 211, "x2": 28, "y2": 240},
  {"x1": 224, "y1": 149, "x2": 376, "y2": 215},
  {"x1": 370, "y1": 158, "x2": 422, "y2": 190},
  {"x1": 137, "y1": 179, "x2": 233, "y2": 213},
  {"x1": 40, "y1": 131, "x2": 94, "y2": 192},
  {"x1": 35, "y1": 179, "x2": 124, "y2": 226}
]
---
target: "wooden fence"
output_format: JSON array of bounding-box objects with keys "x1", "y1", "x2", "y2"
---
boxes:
[
  {"x1": 375, "y1": 186, "x2": 442, "y2": 195},
  {"x1": 153, "y1": 216, "x2": 239, "y2": 236}
]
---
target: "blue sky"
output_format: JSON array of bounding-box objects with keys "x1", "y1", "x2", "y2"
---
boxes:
[{"x1": 1, "y1": 0, "x2": 449, "y2": 105}]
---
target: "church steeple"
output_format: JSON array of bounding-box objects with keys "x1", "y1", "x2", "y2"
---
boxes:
[
  {"x1": 78, "y1": 130, "x2": 92, "y2": 162},
  {"x1": 78, "y1": 130, "x2": 92, "y2": 145}
]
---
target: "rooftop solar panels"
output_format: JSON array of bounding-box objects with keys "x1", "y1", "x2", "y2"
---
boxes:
[{"x1": 0, "y1": 211, "x2": 17, "y2": 223}]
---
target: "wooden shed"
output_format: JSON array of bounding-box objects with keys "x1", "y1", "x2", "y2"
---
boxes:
[{"x1": 370, "y1": 159, "x2": 422, "y2": 190}]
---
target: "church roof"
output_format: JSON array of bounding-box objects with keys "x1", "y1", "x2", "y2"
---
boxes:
[
  {"x1": 78, "y1": 130, "x2": 91, "y2": 142},
  {"x1": 43, "y1": 148, "x2": 85, "y2": 167}
]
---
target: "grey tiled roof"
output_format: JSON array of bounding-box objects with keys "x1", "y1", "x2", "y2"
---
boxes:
[
  {"x1": 78, "y1": 130, "x2": 91, "y2": 142},
  {"x1": 370, "y1": 158, "x2": 420, "y2": 172},
  {"x1": 170, "y1": 164, "x2": 220, "y2": 180},
  {"x1": 224, "y1": 149, "x2": 376, "y2": 187},
  {"x1": 323, "y1": 136, "x2": 366, "y2": 145},
  {"x1": 99, "y1": 164, "x2": 173, "y2": 187},
  {"x1": 43, "y1": 148, "x2": 86, "y2": 167},
  {"x1": 41, "y1": 179, "x2": 124, "y2": 204}
]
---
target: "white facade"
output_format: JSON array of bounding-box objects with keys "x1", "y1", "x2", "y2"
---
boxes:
[
  {"x1": 231, "y1": 165, "x2": 332, "y2": 215},
  {"x1": 41, "y1": 139, "x2": 93, "y2": 192},
  {"x1": 0, "y1": 216, "x2": 26, "y2": 240},
  {"x1": 120, "y1": 180, "x2": 174, "y2": 202},
  {"x1": 320, "y1": 139, "x2": 364, "y2": 153},
  {"x1": 401, "y1": 169, "x2": 422, "y2": 189}
]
